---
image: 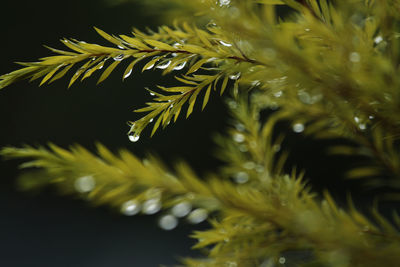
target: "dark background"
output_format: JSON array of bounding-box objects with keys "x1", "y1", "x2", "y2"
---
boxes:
[{"x1": 0, "y1": 1, "x2": 227, "y2": 266}]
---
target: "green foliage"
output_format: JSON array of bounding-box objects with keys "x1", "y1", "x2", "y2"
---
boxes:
[{"x1": 2, "y1": 0, "x2": 400, "y2": 266}]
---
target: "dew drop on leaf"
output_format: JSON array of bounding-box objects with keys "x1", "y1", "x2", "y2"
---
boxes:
[
  {"x1": 142, "y1": 199, "x2": 161, "y2": 215},
  {"x1": 173, "y1": 62, "x2": 186, "y2": 70},
  {"x1": 171, "y1": 201, "x2": 192, "y2": 218},
  {"x1": 113, "y1": 54, "x2": 124, "y2": 61},
  {"x1": 128, "y1": 132, "x2": 140, "y2": 142},
  {"x1": 229, "y1": 72, "x2": 241, "y2": 80},
  {"x1": 219, "y1": 40, "x2": 232, "y2": 47},
  {"x1": 158, "y1": 214, "x2": 178, "y2": 230},
  {"x1": 233, "y1": 172, "x2": 249, "y2": 184},
  {"x1": 124, "y1": 69, "x2": 132, "y2": 79},
  {"x1": 156, "y1": 60, "x2": 171, "y2": 69},
  {"x1": 187, "y1": 208, "x2": 208, "y2": 224},
  {"x1": 74, "y1": 175, "x2": 95, "y2": 193},
  {"x1": 233, "y1": 133, "x2": 245, "y2": 143},
  {"x1": 121, "y1": 200, "x2": 141, "y2": 216},
  {"x1": 292, "y1": 123, "x2": 305, "y2": 133}
]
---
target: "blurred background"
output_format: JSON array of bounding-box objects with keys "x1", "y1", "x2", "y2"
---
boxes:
[{"x1": 0, "y1": 0, "x2": 227, "y2": 266}]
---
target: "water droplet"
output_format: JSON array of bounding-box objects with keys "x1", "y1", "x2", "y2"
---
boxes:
[
  {"x1": 121, "y1": 200, "x2": 141, "y2": 216},
  {"x1": 354, "y1": 116, "x2": 360, "y2": 123},
  {"x1": 298, "y1": 90, "x2": 312, "y2": 104},
  {"x1": 374, "y1": 36, "x2": 383, "y2": 44},
  {"x1": 233, "y1": 133, "x2": 245, "y2": 143},
  {"x1": 149, "y1": 118, "x2": 154, "y2": 123},
  {"x1": 274, "y1": 91, "x2": 283, "y2": 98},
  {"x1": 255, "y1": 165, "x2": 265, "y2": 173},
  {"x1": 158, "y1": 214, "x2": 178, "y2": 230},
  {"x1": 113, "y1": 54, "x2": 124, "y2": 61},
  {"x1": 233, "y1": 172, "x2": 249, "y2": 184},
  {"x1": 305, "y1": 28, "x2": 311, "y2": 32},
  {"x1": 243, "y1": 161, "x2": 256, "y2": 170},
  {"x1": 173, "y1": 61, "x2": 186, "y2": 70},
  {"x1": 149, "y1": 92, "x2": 155, "y2": 96},
  {"x1": 74, "y1": 175, "x2": 95, "y2": 193},
  {"x1": 187, "y1": 208, "x2": 208, "y2": 224},
  {"x1": 145, "y1": 63, "x2": 155, "y2": 70},
  {"x1": 128, "y1": 132, "x2": 140, "y2": 142},
  {"x1": 278, "y1": 257, "x2": 286, "y2": 264},
  {"x1": 219, "y1": 40, "x2": 232, "y2": 47},
  {"x1": 229, "y1": 72, "x2": 241, "y2": 80},
  {"x1": 292, "y1": 123, "x2": 305, "y2": 133},
  {"x1": 171, "y1": 201, "x2": 192, "y2": 218},
  {"x1": 235, "y1": 123, "x2": 245, "y2": 132},
  {"x1": 227, "y1": 99, "x2": 238, "y2": 109},
  {"x1": 251, "y1": 80, "x2": 261, "y2": 87},
  {"x1": 124, "y1": 69, "x2": 132, "y2": 79},
  {"x1": 349, "y1": 52, "x2": 361, "y2": 62},
  {"x1": 359, "y1": 123, "x2": 367, "y2": 130},
  {"x1": 369, "y1": 115, "x2": 375, "y2": 120},
  {"x1": 273, "y1": 144, "x2": 281, "y2": 152},
  {"x1": 239, "y1": 144, "x2": 248, "y2": 152},
  {"x1": 156, "y1": 60, "x2": 171, "y2": 69},
  {"x1": 142, "y1": 199, "x2": 162, "y2": 215}
]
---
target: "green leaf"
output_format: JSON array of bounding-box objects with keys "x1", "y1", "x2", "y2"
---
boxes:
[
  {"x1": 97, "y1": 60, "x2": 121, "y2": 84},
  {"x1": 202, "y1": 83, "x2": 212, "y2": 110}
]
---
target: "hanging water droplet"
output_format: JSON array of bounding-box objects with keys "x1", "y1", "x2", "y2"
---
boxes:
[
  {"x1": 173, "y1": 61, "x2": 186, "y2": 70},
  {"x1": 354, "y1": 116, "x2": 360, "y2": 123},
  {"x1": 149, "y1": 118, "x2": 154, "y2": 123},
  {"x1": 218, "y1": 0, "x2": 231, "y2": 6},
  {"x1": 187, "y1": 208, "x2": 208, "y2": 224},
  {"x1": 374, "y1": 36, "x2": 383, "y2": 44},
  {"x1": 233, "y1": 172, "x2": 249, "y2": 184},
  {"x1": 233, "y1": 133, "x2": 245, "y2": 143},
  {"x1": 239, "y1": 144, "x2": 248, "y2": 152},
  {"x1": 227, "y1": 99, "x2": 238, "y2": 109},
  {"x1": 74, "y1": 175, "x2": 95, "y2": 193},
  {"x1": 145, "y1": 63, "x2": 155, "y2": 70},
  {"x1": 156, "y1": 60, "x2": 171, "y2": 69},
  {"x1": 273, "y1": 144, "x2": 281, "y2": 152},
  {"x1": 219, "y1": 40, "x2": 232, "y2": 47},
  {"x1": 142, "y1": 199, "x2": 162, "y2": 215},
  {"x1": 235, "y1": 123, "x2": 245, "y2": 132},
  {"x1": 369, "y1": 115, "x2": 375, "y2": 120},
  {"x1": 113, "y1": 54, "x2": 124, "y2": 61},
  {"x1": 149, "y1": 92, "x2": 155, "y2": 96},
  {"x1": 349, "y1": 52, "x2": 361, "y2": 62},
  {"x1": 158, "y1": 214, "x2": 178, "y2": 230},
  {"x1": 243, "y1": 161, "x2": 256, "y2": 170},
  {"x1": 121, "y1": 200, "x2": 141, "y2": 216},
  {"x1": 124, "y1": 69, "x2": 132, "y2": 79},
  {"x1": 359, "y1": 123, "x2": 367, "y2": 130},
  {"x1": 292, "y1": 123, "x2": 305, "y2": 133},
  {"x1": 229, "y1": 72, "x2": 241, "y2": 80},
  {"x1": 171, "y1": 201, "x2": 192, "y2": 218},
  {"x1": 255, "y1": 164, "x2": 265, "y2": 173},
  {"x1": 128, "y1": 132, "x2": 140, "y2": 142},
  {"x1": 274, "y1": 91, "x2": 283, "y2": 98},
  {"x1": 251, "y1": 80, "x2": 261, "y2": 87},
  {"x1": 278, "y1": 257, "x2": 286, "y2": 264},
  {"x1": 117, "y1": 45, "x2": 125, "y2": 50},
  {"x1": 298, "y1": 90, "x2": 312, "y2": 104}
]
